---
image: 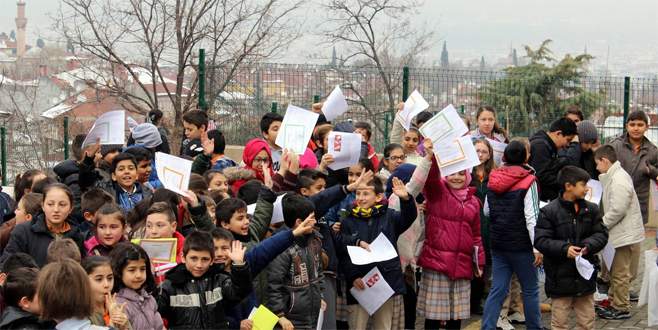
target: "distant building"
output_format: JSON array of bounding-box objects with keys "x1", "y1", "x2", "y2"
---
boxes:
[{"x1": 440, "y1": 41, "x2": 449, "y2": 68}]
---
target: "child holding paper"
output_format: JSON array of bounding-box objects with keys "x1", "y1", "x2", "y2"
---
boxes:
[
  {"x1": 85, "y1": 204, "x2": 128, "y2": 256},
  {"x1": 417, "y1": 153, "x2": 484, "y2": 330},
  {"x1": 340, "y1": 175, "x2": 416, "y2": 330},
  {"x1": 534, "y1": 166, "x2": 608, "y2": 330},
  {"x1": 157, "y1": 231, "x2": 252, "y2": 329},
  {"x1": 79, "y1": 144, "x2": 153, "y2": 212},
  {"x1": 267, "y1": 194, "x2": 325, "y2": 330},
  {"x1": 144, "y1": 202, "x2": 185, "y2": 284},
  {"x1": 110, "y1": 242, "x2": 164, "y2": 330},
  {"x1": 593, "y1": 146, "x2": 644, "y2": 320}
]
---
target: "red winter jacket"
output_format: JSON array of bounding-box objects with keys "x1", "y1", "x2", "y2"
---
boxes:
[{"x1": 417, "y1": 158, "x2": 485, "y2": 280}]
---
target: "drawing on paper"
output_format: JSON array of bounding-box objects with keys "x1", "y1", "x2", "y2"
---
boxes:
[
  {"x1": 162, "y1": 167, "x2": 185, "y2": 190},
  {"x1": 284, "y1": 124, "x2": 307, "y2": 153}
]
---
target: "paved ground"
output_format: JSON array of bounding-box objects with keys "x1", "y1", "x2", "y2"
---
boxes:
[{"x1": 462, "y1": 229, "x2": 657, "y2": 330}]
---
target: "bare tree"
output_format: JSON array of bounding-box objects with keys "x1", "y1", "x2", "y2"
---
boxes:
[
  {"x1": 56, "y1": 0, "x2": 301, "y2": 151},
  {"x1": 323, "y1": 0, "x2": 434, "y2": 137}
]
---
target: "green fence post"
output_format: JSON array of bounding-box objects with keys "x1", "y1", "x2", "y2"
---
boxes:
[
  {"x1": 0, "y1": 127, "x2": 6, "y2": 186},
  {"x1": 271, "y1": 102, "x2": 278, "y2": 113},
  {"x1": 63, "y1": 116, "x2": 69, "y2": 161},
  {"x1": 402, "y1": 66, "x2": 410, "y2": 101},
  {"x1": 460, "y1": 104, "x2": 465, "y2": 114},
  {"x1": 198, "y1": 49, "x2": 208, "y2": 112},
  {"x1": 623, "y1": 76, "x2": 630, "y2": 131},
  {"x1": 313, "y1": 95, "x2": 320, "y2": 104}
]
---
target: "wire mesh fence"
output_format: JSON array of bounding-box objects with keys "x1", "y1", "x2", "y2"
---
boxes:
[{"x1": 207, "y1": 63, "x2": 658, "y2": 149}]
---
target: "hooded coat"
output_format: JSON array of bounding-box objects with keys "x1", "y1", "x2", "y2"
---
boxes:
[
  {"x1": 487, "y1": 165, "x2": 538, "y2": 252},
  {"x1": 231, "y1": 139, "x2": 274, "y2": 194},
  {"x1": 417, "y1": 158, "x2": 485, "y2": 280}
]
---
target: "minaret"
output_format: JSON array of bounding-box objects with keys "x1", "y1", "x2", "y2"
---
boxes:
[
  {"x1": 15, "y1": 0, "x2": 27, "y2": 58},
  {"x1": 440, "y1": 41, "x2": 449, "y2": 68}
]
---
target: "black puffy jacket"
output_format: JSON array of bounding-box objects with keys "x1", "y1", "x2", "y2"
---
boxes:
[
  {"x1": 529, "y1": 130, "x2": 572, "y2": 202},
  {"x1": 535, "y1": 198, "x2": 608, "y2": 298},
  {"x1": 53, "y1": 159, "x2": 82, "y2": 207},
  {"x1": 267, "y1": 230, "x2": 324, "y2": 329},
  {"x1": 157, "y1": 262, "x2": 252, "y2": 330}
]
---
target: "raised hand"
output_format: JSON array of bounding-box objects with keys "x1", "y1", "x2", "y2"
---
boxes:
[
  {"x1": 346, "y1": 169, "x2": 374, "y2": 192},
  {"x1": 319, "y1": 153, "x2": 335, "y2": 172},
  {"x1": 84, "y1": 138, "x2": 101, "y2": 159},
  {"x1": 358, "y1": 241, "x2": 371, "y2": 252},
  {"x1": 263, "y1": 163, "x2": 273, "y2": 189},
  {"x1": 392, "y1": 177, "x2": 410, "y2": 200},
  {"x1": 424, "y1": 138, "x2": 434, "y2": 160},
  {"x1": 353, "y1": 277, "x2": 366, "y2": 290},
  {"x1": 181, "y1": 190, "x2": 200, "y2": 207},
  {"x1": 200, "y1": 130, "x2": 215, "y2": 156},
  {"x1": 292, "y1": 212, "x2": 316, "y2": 237},
  {"x1": 228, "y1": 240, "x2": 246, "y2": 264},
  {"x1": 312, "y1": 102, "x2": 324, "y2": 114},
  {"x1": 278, "y1": 149, "x2": 290, "y2": 176},
  {"x1": 396, "y1": 101, "x2": 405, "y2": 113},
  {"x1": 106, "y1": 293, "x2": 129, "y2": 330},
  {"x1": 288, "y1": 152, "x2": 300, "y2": 175}
]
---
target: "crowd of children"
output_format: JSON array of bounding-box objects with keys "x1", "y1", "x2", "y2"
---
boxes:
[{"x1": 0, "y1": 103, "x2": 653, "y2": 330}]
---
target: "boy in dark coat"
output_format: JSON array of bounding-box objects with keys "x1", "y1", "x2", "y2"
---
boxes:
[
  {"x1": 157, "y1": 231, "x2": 252, "y2": 329},
  {"x1": 339, "y1": 175, "x2": 416, "y2": 329},
  {"x1": 0, "y1": 267, "x2": 55, "y2": 329},
  {"x1": 535, "y1": 165, "x2": 608, "y2": 330}
]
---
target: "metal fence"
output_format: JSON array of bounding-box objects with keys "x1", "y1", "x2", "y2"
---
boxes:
[{"x1": 207, "y1": 63, "x2": 658, "y2": 149}]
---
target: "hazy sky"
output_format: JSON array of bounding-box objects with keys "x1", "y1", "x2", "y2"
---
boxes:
[{"x1": 1, "y1": 0, "x2": 657, "y2": 69}]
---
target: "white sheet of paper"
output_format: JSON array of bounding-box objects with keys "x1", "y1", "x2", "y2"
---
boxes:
[
  {"x1": 584, "y1": 179, "x2": 603, "y2": 205},
  {"x1": 247, "y1": 203, "x2": 256, "y2": 215},
  {"x1": 271, "y1": 194, "x2": 285, "y2": 224},
  {"x1": 347, "y1": 233, "x2": 398, "y2": 265},
  {"x1": 418, "y1": 104, "x2": 468, "y2": 144},
  {"x1": 327, "y1": 132, "x2": 362, "y2": 170},
  {"x1": 155, "y1": 152, "x2": 192, "y2": 196},
  {"x1": 396, "y1": 90, "x2": 429, "y2": 131},
  {"x1": 349, "y1": 267, "x2": 395, "y2": 315},
  {"x1": 539, "y1": 201, "x2": 548, "y2": 209},
  {"x1": 601, "y1": 242, "x2": 616, "y2": 271},
  {"x1": 139, "y1": 239, "x2": 176, "y2": 263},
  {"x1": 436, "y1": 135, "x2": 481, "y2": 177},
  {"x1": 82, "y1": 110, "x2": 125, "y2": 147},
  {"x1": 316, "y1": 308, "x2": 324, "y2": 330},
  {"x1": 435, "y1": 137, "x2": 468, "y2": 166},
  {"x1": 486, "y1": 138, "x2": 507, "y2": 166},
  {"x1": 321, "y1": 85, "x2": 349, "y2": 121},
  {"x1": 576, "y1": 254, "x2": 594, "y2": 280},
  {"x1": 275, "y1": 105, "x2": 319, "y2": 155}
]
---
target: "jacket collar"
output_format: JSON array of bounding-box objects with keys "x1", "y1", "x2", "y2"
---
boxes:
[
  {"x1": 31, "y1": 214, "x2": 76, "y2": 235},
  {"x1": 166, "y1": 262, "x2": 226, "y2": 285},
  {"x1": 117, "y1": 287, "x2": 148, "y2": 302},
  {"x1": 557, "y1": 196, "x2": 590, "y2": 215},
  {"x1": 621, "y1": 133, "x2": 655, "y2": 153},
  {"x1": 599, "y1": 161, "x2": 622, "y2": 185}
]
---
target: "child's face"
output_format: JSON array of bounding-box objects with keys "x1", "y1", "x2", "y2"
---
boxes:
[
  {"x1": 475, "y1": 142, "x2": 491, "y2": 163},
  {"x1": 213, "y1": 238, "x2": 231, "y2": 265},
  {"x1": 347, "y1": 164, "x2": 364, "y2": 185},
  {"x1": 43, "y1": 188, "x2": 72, "y2": 227},
  {"x1": 626, "y1": 119, "x2": 647, "y2": 141},
  {"x1": 595, "y1": 157, "x2": 612, "y2": 174},
  {"x1": 135, "y1": 160, "x2": 152, "y2": 183},
  {"x1": 221, "y1": 210, "x2": 249, "y2": 236},
  {"x1": 301, "y1": 178, "x2": 326, "y2": 197},
  {"x1": 402, "y1": 131, "x2": 419, "y2": 153},
  {"x1": 207, "y1": 203, "x2": 216, "y2": 222},
  {"x1": 96, "y1": 213, "x2": 124, "y2": 247},
  {"x1": 355, "y1": 186, "x2": 382, "y2": 209},
  {"x1": 385, "y1": 148, "x2": 405, "y2": 172},
  {"x1": 145, "y1": 213, "x2": 176, "y2": 239},
  {"x1": 14, "y1": 200, "x2": 30, "y2": 225},
  {"x1": 354, "y1": 128, "x2": 369, "y2": 142},
  {"x1": 208, "y1": 173, "x2": 229, "y2": 194},
  {"x1": 477, "y1": 110, "x2": 496, "y2": 135},
  {"x1": 183, "y1": 121, "x2": 204, "y2": 140},
  {"x1": 184, "y1": 249, "x2": 212, "y2": 278},
  {"x1": 122, "y1": 259, "x2": 147, "y2": 290},
  {"x1": 251, "y1": 150, "x2": 270, "y2": 172},
  {"x1": 566, "y1": 181, "x2": 589, "y2": 200},
  {"x1": 88, "y1": 264, "x2": 113, "y2": 305},
  {"x1": 263, "y1": 121, "x2": 281, "y2": 146},
  {"x1": 446, "y1": 171, "x2": 467, "y2": 190},
  {"x1": 112, "y1": 159, "x2": 138, "y2": 189}
]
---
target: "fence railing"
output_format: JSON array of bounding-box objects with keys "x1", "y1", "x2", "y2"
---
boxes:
[{"x1": 204, "y1": 61, "x2": 658, "y2": 150}]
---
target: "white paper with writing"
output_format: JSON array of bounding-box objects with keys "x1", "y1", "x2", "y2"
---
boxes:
[
  {"x1": 418, "y1": 104, "x2": 468, "y2": 144},
  {"x1": 155, "y1": 152, "x2": 192, "y2": 196},
  {"x1": 601, "y1": 242, "x2": 616, "y2": 271},
  {"x1": 436, "y1": 135, "x2": 481, "y2": 177},
  {"x1": 321, "y1": 85, "x2": 349, "y2": 121},
  {"x1": 275, "y1": 105, "x2": 319, "y2": 155},
  {"x1": 576, "y1": 254, "x2": 594, "y2": 280},
  {"x1": 347, "y1": 233, "x2": 398, "y2": 265},
  {"x1": 349, "y1": 267, "x2": 395, "y2": 315},
  {"x1": 327, "y1": 132, "x2": 362, "y2": 170},
  {"x1": 396, "y1": 90, "x2": 429, "y2": 131},
  {"x1": 82, "y1": 110, "x2": 125, "y2": 147}
]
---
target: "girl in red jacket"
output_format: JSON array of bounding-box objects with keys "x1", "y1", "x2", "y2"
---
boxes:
[{"x1": 417, "y1": 156, "x2": 485, "y2": 329}]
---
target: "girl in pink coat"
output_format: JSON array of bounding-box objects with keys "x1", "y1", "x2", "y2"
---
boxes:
[{"x1": 417, "y1": 153, "x2": 485, "y2": 329}]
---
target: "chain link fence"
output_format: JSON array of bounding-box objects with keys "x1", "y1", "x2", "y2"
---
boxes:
[{"x1": 208, "y1": 63, "x2": 658, "y2": 149}]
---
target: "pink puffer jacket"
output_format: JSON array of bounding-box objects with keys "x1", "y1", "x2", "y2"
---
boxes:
[{"x1": 417, "y1": 159, "x2": 485, "y2": 280}]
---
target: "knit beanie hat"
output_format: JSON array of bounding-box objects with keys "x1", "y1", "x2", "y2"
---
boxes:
[
  {"x1": 577, "y1": 120, "x2": 598, "y2": 144},
  {"x1": 131, "y1": 123, "x2": 162, "y2": 149}
]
